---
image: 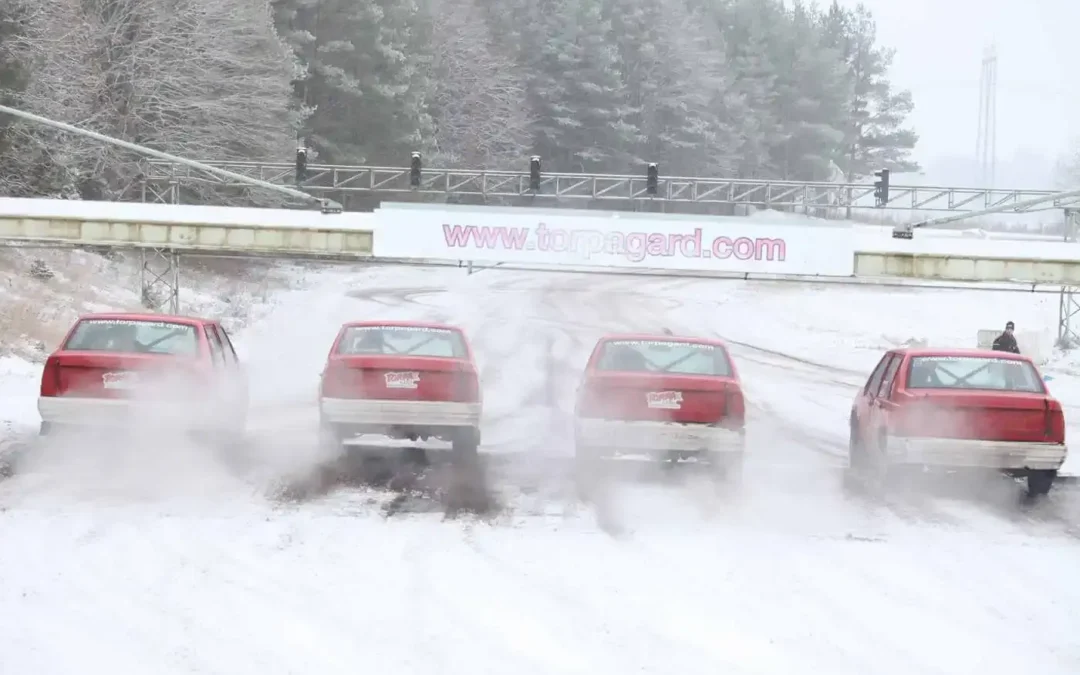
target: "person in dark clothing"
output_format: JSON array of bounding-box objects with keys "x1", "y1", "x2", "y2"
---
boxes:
[{"x1": 991, "y1": 321, "x2": 1020, "y2": 354}]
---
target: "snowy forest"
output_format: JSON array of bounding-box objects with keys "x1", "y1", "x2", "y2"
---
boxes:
[{"x1": 0, "y1": 0, "x2": 919, "y2": 202}]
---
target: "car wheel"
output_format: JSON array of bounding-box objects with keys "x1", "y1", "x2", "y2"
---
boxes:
[
  {"x1": 451, "y1": 427, "x2": 480, "y2": 459},
  {"x1": 856, "y1": 429, "x2": 891, "y2": 496},
  {"x1": 1027, "y1": 469, "x2": 1056, "y2": 497},
  {"x1": 848, "y1": 417, "x2": 869, "y2": 471}
]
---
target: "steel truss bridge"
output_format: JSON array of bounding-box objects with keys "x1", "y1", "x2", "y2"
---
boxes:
[{"x1": 141, "y1": 159, "x2": 1080, "y2": 215}]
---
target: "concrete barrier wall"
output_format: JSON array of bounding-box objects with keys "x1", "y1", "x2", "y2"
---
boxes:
[{"x1": 0, "y1": 215, "x2": 374, "y2": 258}]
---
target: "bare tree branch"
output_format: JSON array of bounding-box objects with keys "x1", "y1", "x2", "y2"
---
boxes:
[{"x1": 5, "y1": 0, "x2": 300, "y2": 203}]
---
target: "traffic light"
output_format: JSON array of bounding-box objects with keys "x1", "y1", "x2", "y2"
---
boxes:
[
  {"x1": 646, "y1": 163, "x2": 658, "y2": 196},
  {"x1": 873, "y1": 168, "x2": 890, "y2": 207},
  {"x1": 529, "y1": 156, "x2": 541, "y2": 192},
  {"x1": 294, "y1": 146, "x2": 307, "y2": 184},
  {"x1": 410, "y1": 151, "x2": 421, "y2": 188}
]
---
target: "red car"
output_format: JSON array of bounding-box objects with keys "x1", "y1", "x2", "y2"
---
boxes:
[
  {"x1": 574, "y1": 332, "x2": 746, "y2": 479},
  {"x1": 318, "y1": 320, "x2": 483, "y2": 458},
  {"x1": 37, "y1": 312, "x2": 248, "y2": 440},
  {"x1": 849, "y1": 347, "x2": 1067, "y2": 496}
]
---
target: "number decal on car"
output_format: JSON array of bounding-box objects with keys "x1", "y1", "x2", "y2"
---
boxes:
[
  {"x1": 384, "y1": 371, "x2": 420, "y2": 389},
  {"x1": 646, "y1": 391, "x2": 682, "y2": 409},
  {"x1": 102, "y1": 372, "x2": 138, "y2": 389}
]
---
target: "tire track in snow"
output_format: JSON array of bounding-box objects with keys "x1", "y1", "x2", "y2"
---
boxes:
[
  {"x1": 462, "y1": 529, "x2": 806, "y2": 674},
  {"x1": 405, "y1": 526, "x2": 617, "y2": 675}
]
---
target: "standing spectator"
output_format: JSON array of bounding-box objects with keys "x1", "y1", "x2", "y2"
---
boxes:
[{"x1": 992, "y1": 321, "x2": 1020, "y2": 354}]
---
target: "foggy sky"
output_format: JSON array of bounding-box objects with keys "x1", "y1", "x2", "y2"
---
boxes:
[{"x1": 838, "y1": 0, "x2": 1076, "y2": 187}]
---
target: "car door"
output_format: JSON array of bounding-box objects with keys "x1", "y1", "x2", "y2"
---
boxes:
[
  {"x1": 206, "y1": 324, "x2": 246, "y2": 422},
  {"x1": 216, "y1": 324, "x2": 249, "y2": 417},
  {"x1": 201, "y1": 324, "x2": 229, "y2": 424},
  {"x1": 854, "y1": 353, "x2": 892, "y2": 442},
  {"x1": 866, "y1": 353, "x2": 903, "y2": 444}
]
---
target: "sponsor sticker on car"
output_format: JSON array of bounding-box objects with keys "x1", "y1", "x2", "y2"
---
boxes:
[
  {"x1": 384, "y1": 371, "x2": 420, "y2": 389},
  {"x1": 646, "y1": 391, "x2": 682, "y2": 409},
  {"x1": 102, "y1": 371, "x2": 138, "y2": 389}
]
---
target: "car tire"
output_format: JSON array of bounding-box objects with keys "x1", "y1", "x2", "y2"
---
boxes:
[
  {"x1": 451, "y1": 426, "x2": 480, "y2": 460},
  {"x1": 856, "y1": 429, "x2": 891, "y2": 496},
  {"x1": 848, "y1": 416, "x2": 868, "y2": 471},
  {"x1": 1027, "y1": 469, "x2": 1056, "y2": 497}
]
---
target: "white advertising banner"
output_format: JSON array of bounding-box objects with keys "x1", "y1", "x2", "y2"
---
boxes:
[{"x1": 374, "y1": 206, "x2": 855, "y2": 276}]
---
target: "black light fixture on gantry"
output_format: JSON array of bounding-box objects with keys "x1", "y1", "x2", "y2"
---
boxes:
[
  {"x1": 646, "y1": 163, "x2": 659, "y2": 196},
  {"x1": 873, "y1": 168, "x2": 890, "y2": 207},
  {"x1": 529, "y1": 156, "x2": 541, "y2": 192},
  {"x1": 410, "y1": 151, "x2": 422, "y2": 188},
  {"x1": 294, "y1": 145, "x2": 307, "y2": 184}
]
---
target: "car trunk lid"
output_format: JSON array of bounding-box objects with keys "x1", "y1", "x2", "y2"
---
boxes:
[
  {"x1": 895, "y1": 390, "x2": 1061, "y2": 442},
  {"x1": 578, "y1": 371, "x2": 737, "y2": 424},
  {"x1": 52, "y1": 351, "x2": 198, "y2": 398},
  {"x1": 322, "y1": 355, "x2": 477, "y2": 402}
]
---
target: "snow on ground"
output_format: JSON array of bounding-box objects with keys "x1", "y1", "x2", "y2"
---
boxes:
[{"x1": 3, "y1": 263, "x2": 1080, "y2": 674}]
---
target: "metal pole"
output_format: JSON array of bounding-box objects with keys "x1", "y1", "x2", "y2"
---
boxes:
[{"x1": 0, "y1": 103, "x2": 342, "y2": 213}]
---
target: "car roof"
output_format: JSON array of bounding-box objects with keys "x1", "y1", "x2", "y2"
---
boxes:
[
  {"x1": 596, "y1": 332, "x2": 728, "y2": 348},
  {"x1": 341, "y1": 319, "x2": 465, "y2": 331},
  {"x1": 893, "y1": 347, "x2": 1031, "y2": 361},
  {"x1": 76, "y1": 312, "x2": 210, "y2": 325}
]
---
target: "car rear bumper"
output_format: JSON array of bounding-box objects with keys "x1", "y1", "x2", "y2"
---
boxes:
[
  {"x1": 319, "y1": 398, "x2": 481, "y2": 428},
  {"x1": 37, "y1": 396, "x2": 239, "y2": 432},
  {"x1": 575, "y1": 418, "x2": 744, "y2": 456},
  {"x1": 888, "y1": 437, "x2": 1067, "y2": 470}
]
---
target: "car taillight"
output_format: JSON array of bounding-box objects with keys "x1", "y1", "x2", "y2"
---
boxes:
[
  {"x1": 40, "y1": 356, "x2": 61, "y2": 397},
  {"x1": 455, "y1": 371, "x2": 480, "y2": 402},
  {"x1": 320, "y1": 362, "x2": 352, "y2": 398},
  {"x1": 721, "y1": 388, "x2": 745, "y2": 430},
  {"x1": 1047, "y1": 400, "x2": 1066, "y2": 443}
]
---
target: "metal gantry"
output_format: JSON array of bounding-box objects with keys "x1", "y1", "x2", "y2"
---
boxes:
[
  {"x1": 1059, "y1": 208, "x2": 1080, "y2": 347},
  {"x1": 139, "y1": 248, "x2": 181, "y2": 314},
  {"x1": 142, "y1": 159, "x2": 1080, "y2": 213}
]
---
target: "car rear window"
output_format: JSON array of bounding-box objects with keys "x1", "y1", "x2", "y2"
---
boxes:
[
  {"x1": 907, "y1": 356, "x2": 1044, "y2": 393},
  {"x1": 64, "y1": 319, "x2": 199, "y2": 356},
  {"x1": 596, "y1": 340, "x2": 732, "y2": 376},
  {"x1": 337, "y1": 326, "x2": 468, "y2": 358}
]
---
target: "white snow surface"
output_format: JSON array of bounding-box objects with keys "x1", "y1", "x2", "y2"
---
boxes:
[{"x1": 3, "y1": 265, "x2": 1080, "y2": 675}]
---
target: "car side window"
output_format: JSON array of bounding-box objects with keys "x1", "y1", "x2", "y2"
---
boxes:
[
  {"x1": 217, "y1": 326, "x2": 240, "y2": 364},
  {"x1": 863, "y1": 354, "x2": 891, "y2": 396},
  {"x1": 877, "y1": 355, "x2": 903, "y2": 399},
  {"x1": 210, "y1": 324, "x2": 237, "y2": 367},
  {"x1": 204, "y1": 325, "x2": 226, "y2": 368}
]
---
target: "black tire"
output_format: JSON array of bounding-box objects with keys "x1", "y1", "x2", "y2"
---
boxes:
[
  {"x1": 39, "y1": 421, "x2": 52, "y2": 437},
  {"x1": 451, "y1": 427, "x2": 480, "y2": 460},
  {"x1": 1027, "y1": 469, "x2": 1056, "y2": 497},
  {"x1": 848, "y1": 416, "x2": 868, "y2": 471},
  {"x1": 855, "y1": 430, "x2": 891, "y2": 496}
]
